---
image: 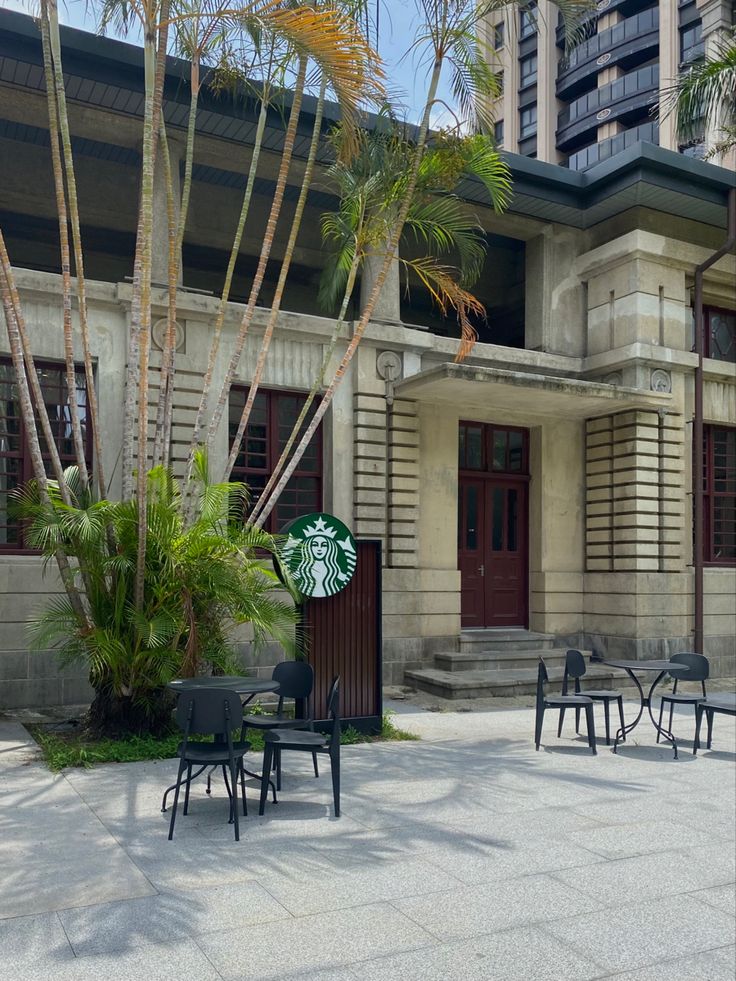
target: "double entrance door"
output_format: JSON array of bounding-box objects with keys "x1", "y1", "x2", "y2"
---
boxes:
[{"x1": 457, "y1": 423, "x2": 529, "y2": 629}]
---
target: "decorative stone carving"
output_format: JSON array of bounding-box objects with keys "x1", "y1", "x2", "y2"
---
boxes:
[
  {"x1": 152, "y1": 318, "x2": 185, "y2": 353},
  {"x1": 376, "y1": 351, "x2": 403, "y2": 405},
  {"x1": 604, "y1": 372, "x2": 622, "y2": 386},
  {"x1": 596, "y1": 108, "x2": 612, "y2": 122},
  {"x1": 650, "y1": 369, "x2": 672, "y2": 393},
  {"x1": 596, "y1": 53, "x2": 612, "y2": 66}
]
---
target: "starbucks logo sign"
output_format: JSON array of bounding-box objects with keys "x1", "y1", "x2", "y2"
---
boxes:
[{"x1": 283, "y1": 513, "x2": 357, "y2": 598}]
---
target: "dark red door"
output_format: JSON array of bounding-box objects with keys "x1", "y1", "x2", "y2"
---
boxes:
[
  {"x1": 484, "y1": 480, "x2": 527, "y2": 627},
  {"x1": 459, "y1": 476, "x2": 528, "y2": 628}
]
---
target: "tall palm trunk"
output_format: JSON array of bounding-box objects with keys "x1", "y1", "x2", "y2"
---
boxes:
[
  {"x1": 201, "y1": 57, "x2": 308, "y2": 462},
  {"x1": 184, "y1": 86, "x2": 271, "y2": 489},
  {"x1": 0, "y1": 240, "x2": 88, "y2": 625},
  {"x1": 151, "y1": 121, "x2": 179, "y2": 468},
  {"x1": 39, "y1": 0, "x2": 88, "y2": 490},
  {"x1": 251, "y1": 247, "x2": 360, "y2": 526},
  {"x1": 224, "y1": 77, "x2": 327, "y2": 481},
  {"x1": 255, "y1": 58, "x2": 444, "y2": 527},
  {"x1": 0, "y1": 231, "x2": 70, "y2": 499},
  {"x1": 46, "y1": 0, "x2": 106, "y2": 499}
]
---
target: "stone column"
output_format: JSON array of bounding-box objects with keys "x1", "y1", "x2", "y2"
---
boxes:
[
  {"x1": 659, "y1": 0, "x2": 680, "y2": 151},
  {"x1": 151, "y1": 135, "x2": 183, "y2": 287},
  {"x1": 359, "y1": 242, "x2": 401, "y2": 324},
  {"x1": 537, "y1": 0, "x2": 559, "y2": 163}
]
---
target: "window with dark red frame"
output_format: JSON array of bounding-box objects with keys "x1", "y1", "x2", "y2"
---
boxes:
[
  {"x1": 1, "y1": 357, "x2": 91, "y2": 551},
  {"x1": 458, "y1": 422, "x2": 529, "y2": 475},
  {"x1": 703, "y1": 425, "x2": 736, "y2": 564},
  {"x1": 705, "y1": 306, "x2": 735, "y2": 363},
  {"x1": 229, "y1": 387, "x2": 322, "y2": 533}
]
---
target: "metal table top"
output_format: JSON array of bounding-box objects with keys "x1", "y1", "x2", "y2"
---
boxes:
[
  {"x1": 167, "y1": 677, "x2": 279, "y2": 694},
  {"x1": 602, "y1": 659, "x2": 691, "y2": 674}
]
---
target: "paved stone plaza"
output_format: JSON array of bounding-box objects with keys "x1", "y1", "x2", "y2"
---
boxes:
[{"x1": 0, "y1": 699, "x2": 734, "y2": 981}]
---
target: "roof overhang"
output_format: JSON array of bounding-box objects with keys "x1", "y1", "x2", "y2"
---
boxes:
[{"x1": 395, "y1": 363, "x2": 672, "y2": 421}]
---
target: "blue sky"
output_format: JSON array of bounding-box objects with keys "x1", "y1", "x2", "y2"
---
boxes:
[{"x1": 1, "y1": 0, "x2": 453, "y2": 123}]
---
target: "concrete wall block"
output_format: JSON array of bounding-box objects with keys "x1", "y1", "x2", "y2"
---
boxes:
[
  {"x1": 0, "y1": 558, "x2": 61, "y2": 593},
  {"x1": 61, "y1": 677, "x2": 94, "y2": 706},
  {"x1": 389, "y1": 475, "x2": 420, "y2": 493},
  {"x1": 355, "y1": 409, "x2": 387, "y2": 429},
  {"x1": 386, "y1": 552, "x2": 419, "y2": 568},
  {"x1": 392, "y1": 398, "x2": 418, "y2": 416},
  {"x1": 0, "y1": 651, "x2": 30, "y2": 681},
  {"x1": 382, "y1": 612, "x2": 461, "y2": 639},
  {"x1": 0, "y1": 679, "x2": 64, "y2": 710},
  {"x1": 531, "y1": 591, "x2": 583, "y2": 614},
  {"x1": 704, "y1": 569, "x2": 736, "y2": 594},
  {"x1": 354, "y1": 489, "x2": 388, "y2": 507},
  {"x1": 354, "y1": 504, "x2": 385, "y2": 521},
  {"x1": 612, "y1": 483, "x2": 660, "y2": 501},
  {"x1": 587, "y1": 416, "x2": 614, "y2": 435},
  {"x1": 586, "y1": 460, "x2": 613, "y2": 476},
  {"x1": 354, "y1": 456, "x2": 387, "y2": 475},
  {"x1": 354, "y1": 426, "x2": 387, "y2": 446},
  {"x1": 382, "y1": 568, "x2": 461, "y2": 592},
  {"x1": 587, "y1": 473, "x2": 614, "y2": 490},
  {"x1": 354, "y1": 393, "x2": 386, "y2": 413},
  {"x1": 382, "y1": 590, "x2": 460, "y2": 616},
  {"x1": 354, "y1": 520, "x2": 386, "y2": 537},
  {"x1": 612, "y1": 468, "x2": 661, "y2": 486},
  {"x1": 354, "y1": 473, "x2": 386, "y2": 491},
  {"x1": 389, "y1": 445, "x2": 420, "y2": 463},
  {"x1": 389, "y1": 429, "x2": 420, "y2": 448},
  {"x1": 612, "y1": 557, "x2": 661, "y2": 571},
  {"x1": 390, "y1": 460, "x2": 420, "y2": 478}
]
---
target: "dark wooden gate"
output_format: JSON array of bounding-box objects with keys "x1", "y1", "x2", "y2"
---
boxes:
[{"x1": 300, "y1": 539, "x2": 382, "y2": 732}]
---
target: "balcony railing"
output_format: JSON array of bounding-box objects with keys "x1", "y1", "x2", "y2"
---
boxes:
[
  {"x1": 560, "y1": 6, "x2": 658, "y2": 73},
  {"x1": 566, "y1": 121, "x2": 659, "y2": 170},
  {"x1": 558, "y1": 63, "x2": 659, "y2": 128}
]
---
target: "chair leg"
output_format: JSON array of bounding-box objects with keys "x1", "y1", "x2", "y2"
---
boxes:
[
  {"x1": 694, "y1": 703, "x2": 702, "y2": 755},
  {"x1": 668, "y1": 700, "x2": 675, "y2": 740},
  {"x1": 557, "y1": 706, "x2": 566, "y2": 738},
  {"x1": 276, "y1": 746, "x2": 282, "y2": 792},
  {"x1": 230, "y1": 760, "x2": 240, "y2": 842},
  {"x1": 617, "y1": 696, "x2": 625, "y2": 743},
  {"x1": 312, "y1": 751, "x2": 319, "y2": 778},
  {"x1": 575, "y1": 706, "x2": 581, "y2": 735},
  {"x1": 239, "y1": 760, "x2": 247, "y2": 816},
  {"x1": 222, "y1": 765, "x2": 234, "y2": 824},
  {"x1": 603, "y1": 700, "x2": 611, "y2": 746},
  {"x1": 656, "y1": 697, "x2": 664, "y2": 743},
  {"x1": 259, "y1": 745, "x2": 274, "y2": 816},
  {"x1": 330, "y1": 751, "x2": 340, "y2": 818},
  {"x1": 183, "y1": 763, "x2": 192, "y2": 815},
  {"x1": 534, "y1": 703, "x2": 545, "y2": 751},
  {"x1": 707, "y1": 708, "x2": 714, "y2": 749},
  {"x1": 168, "y1": 758, "x2": 187, "y2": 841},
  {"x1": 584, "y1": 704, "x2": 597, "y2": 755}
]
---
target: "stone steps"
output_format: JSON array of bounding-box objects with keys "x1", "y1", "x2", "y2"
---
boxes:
[
  {"x1": 405, "y1": 629, "x2": 630, "y2": 700},
  {"x1": 405, "y1": 661, "x2": 623, "y2": 700}
]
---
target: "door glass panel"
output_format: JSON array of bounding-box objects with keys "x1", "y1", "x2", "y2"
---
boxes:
[
  {"x1": 466, "y1": 486, "x2": 478, "y2": 550},
  {"x1": 492, "y1": 487, "x2": 504, "y2": 550},
  {"x1": 466, "y1": 427, "x2": 483, "y2": 469},
  {"x1": 508, "y1": 431, "x2": 523, "y2": 471},
  {"x1": 507, "y1": 488, "x2": 518, "y2": 551},
  {"x1": 492, "y1": 431, "x2": 507, "y2": 470},
  {"x1": 458, "y1": 428, "x2": 465, "y2": 468}
]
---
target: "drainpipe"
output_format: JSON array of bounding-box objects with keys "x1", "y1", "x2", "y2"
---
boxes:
[{"x1": 693, "y1": 187, "x2": 736, "y2": 654}]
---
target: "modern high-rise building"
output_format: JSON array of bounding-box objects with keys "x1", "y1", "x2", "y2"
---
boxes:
[{"x1": 482, "y1": 0, "x2": 735, "y2": 170}]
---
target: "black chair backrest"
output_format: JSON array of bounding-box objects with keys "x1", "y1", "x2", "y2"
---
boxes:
[
  {"x1": 670, "y1": 652, "x2": 709, "y2": 683},
  {"x1": 272, "y1": 661, "x2": 314, "y2": 708},
  {"x1": 326, "y1": 676, "x2": 341, "y2": 748},
  {"x1": 565, "y1": 649, "x2": 587, "y2": 680},
  {"x1": 175, "y1": 688, "x2": 242, "y2": 737},
  {"x1": 536, "y1": 659, "x2": 548, "y2": 704}
]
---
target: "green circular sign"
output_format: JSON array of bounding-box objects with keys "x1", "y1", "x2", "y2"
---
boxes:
[{"x1": 282, "y1": 513, "x2": 357, "y2": 598}]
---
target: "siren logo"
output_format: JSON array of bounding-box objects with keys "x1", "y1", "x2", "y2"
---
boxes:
[{"x1": 283, "y1": 514, "x2": 357, "y2": 598}]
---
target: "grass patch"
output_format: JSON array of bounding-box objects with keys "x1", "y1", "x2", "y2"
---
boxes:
[{"x1": 27, "y1": 711, "x2": 418, "y2": 773}]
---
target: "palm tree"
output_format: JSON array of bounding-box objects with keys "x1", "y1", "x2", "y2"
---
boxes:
[
  {"x1": 251, "y1": 0, "x2": 589, "y2": 526},
  {"x1": 660, "y1": 28, "x2": 736, "y2": 159},
  {"x1": 14, "y1": 454, "x2": 300, "y2": 735}
]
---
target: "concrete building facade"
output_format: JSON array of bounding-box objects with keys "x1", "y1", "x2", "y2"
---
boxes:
[
  {"x1": 0, "y1": 10, "x2": 734, "y2": 709},
  {"x1": 482, "y1": 0, "x2": 736, "y2": 170}
]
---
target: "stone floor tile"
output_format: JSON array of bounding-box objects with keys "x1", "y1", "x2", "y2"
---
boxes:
[
  {"x1": 393, "y1": 872, "x2": 603, "y2": 941},
  {"x1": 261, "y1": 858, "x2": 461, "y2": 915},
  {"x1": 542, "y1": 894, "x2": 736, "y2": 973},
  {"x1": 0, "y1": 912, "x2": 74, "y2": 966},
  {"x1": 568, "y1": 819, "x2": 706, "y2": 860},
  {"x1": 196, "y1": 902, "x2": 437, "y2": 979},
  {"x1": 58, "y1": 879, "x2": 290, "y2": 955},
  {"x1": 689, "y1": 884, "x2": 736, "y2": 917},
  {"x1": 1, "y1": 937, "x2": 222, "y2": 981},
  {"x1": 602, "y1": 945, "x2": 736, "y2": 981},
  {"x1": 349, "y1": 924, "x2": 604, "y2": 981}
]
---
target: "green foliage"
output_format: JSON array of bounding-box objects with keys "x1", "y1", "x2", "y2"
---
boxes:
[
  {"x1": 318, "y1": 122, "x2": 511, "y2": 344},
  {"x1": 13, "y1": 452, "x2": 300, "y2": 726},
  {"x1": 30, "y1": 712, "x2": 417, "y2": 771}
]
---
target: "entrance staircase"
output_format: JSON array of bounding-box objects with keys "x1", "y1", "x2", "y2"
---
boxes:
[{"x1": 404, "y1": 629, "x2": 623, "y2": 699}]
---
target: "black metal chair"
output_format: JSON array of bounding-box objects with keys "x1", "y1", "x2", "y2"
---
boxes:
[
  {"x1": 241, "y1": 660, "x2": 319, "y2": 790},
  {"x1": 535, "y1": 659, "x2": 596, "y2": 755},
  {"x1": 168, "y1": 688, "x2": 250, "y2": 841},
  {"x1": 558, "y1": 649, "x2": 625, "y2": 746},
  {"x1": 694, "y1": 693, "x2": 736, "y2": 754},
  {"x1": 656, "y1": 652, "x2": 708, "y2": 745},
  {"x1": 259, "y1": 676, "x2": 341, "y2": 817}
]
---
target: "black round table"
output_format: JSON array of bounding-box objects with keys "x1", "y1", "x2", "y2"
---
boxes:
[
  {"x1": 162, "y1": 677, "x2": 280, "y2": 814},
  {"x1": 601, "y1": 659, "x2": 691, "y2": 759}
]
